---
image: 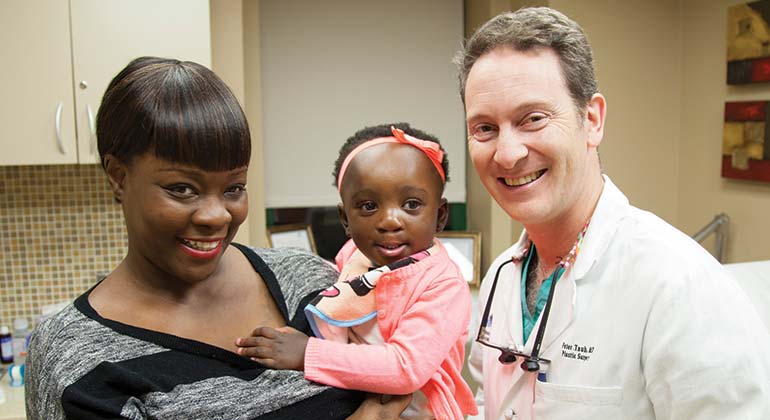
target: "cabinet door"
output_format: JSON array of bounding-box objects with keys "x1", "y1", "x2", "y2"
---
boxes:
[
  {"x1": 70, "y1": 0, "x2": 212, "y2": 164},
  {"x1": 0, "y1": 1, "x2": 78, "y2": 165}
]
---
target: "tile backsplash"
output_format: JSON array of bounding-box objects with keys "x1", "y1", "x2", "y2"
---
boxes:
[{"x1": 0, "y1": 165, "x2": 127, "y2": 329}]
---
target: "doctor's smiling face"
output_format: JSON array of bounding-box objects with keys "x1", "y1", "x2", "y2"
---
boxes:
[{"x1": 464, "y1": 47, "x2": 606, "y2": 229}]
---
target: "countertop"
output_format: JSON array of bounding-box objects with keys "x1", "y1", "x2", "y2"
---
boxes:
[{"x1": 0, "y1": 368, "x2": 25, "y2": 420}]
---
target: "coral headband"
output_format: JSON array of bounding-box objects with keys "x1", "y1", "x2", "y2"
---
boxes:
[{"x1": 337, "y1": 126, "x2": 445, "y2": 191}]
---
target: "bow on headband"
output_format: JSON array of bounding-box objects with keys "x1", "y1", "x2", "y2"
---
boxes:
[{"x1": 337, "y1": 126, "x2": 446, "y2": 191}]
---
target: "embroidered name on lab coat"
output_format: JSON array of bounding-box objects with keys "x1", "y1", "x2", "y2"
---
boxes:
[{"x1": 561, "y1": 342, "x2": 595, "y2": 361}]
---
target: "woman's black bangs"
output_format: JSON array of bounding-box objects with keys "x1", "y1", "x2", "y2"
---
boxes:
[{"x1": 149, "y1": 73, "x2": 250, "y2": 171}]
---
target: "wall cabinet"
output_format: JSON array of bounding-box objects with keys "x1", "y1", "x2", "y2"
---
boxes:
[
  {"x1": 0, "y1": 2, "x2": 77, "y2": 165},
  {"x1": 0, "y1": 0, "x2": 211, "y2": 166}
]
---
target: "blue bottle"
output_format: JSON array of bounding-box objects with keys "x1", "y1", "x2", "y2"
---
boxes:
[{"x1": 9, "y1": 362, "x2": 24, "y2": 387}]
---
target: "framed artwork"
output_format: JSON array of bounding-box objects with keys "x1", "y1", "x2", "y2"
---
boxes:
[
  {"x1": 727, "y1": 0, "x2": 770, "y2": 84},
  {"x1": 437, "y1": 231, "x2": 481, "y2": 287},
  {"x1": 266, "y1": 224, "x2": 317, "y2": 253},
  {"x1": 722, "y1": 101, "x2": 770, "y2": 182}
]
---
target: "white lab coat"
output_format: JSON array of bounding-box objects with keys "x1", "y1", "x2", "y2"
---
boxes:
[{"x1": 468, "y1": 176, "x2": 770, "y2": 420}]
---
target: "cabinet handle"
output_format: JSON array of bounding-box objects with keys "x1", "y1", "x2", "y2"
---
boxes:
[
  {"x1": 55, "y1": 102, "x2": 66, "y2": 154},
  {"x1": 87, "y1": 104, "x2": 96, "y2": 154}
]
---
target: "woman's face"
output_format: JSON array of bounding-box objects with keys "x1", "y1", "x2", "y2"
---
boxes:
[{"x1": 111, "y1": 153, "x2": 248, "y2": 285}]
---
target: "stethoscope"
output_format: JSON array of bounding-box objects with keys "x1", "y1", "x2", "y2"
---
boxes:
[{"x1": 476, "y1": 257, "x2": 564, "y2": 373}]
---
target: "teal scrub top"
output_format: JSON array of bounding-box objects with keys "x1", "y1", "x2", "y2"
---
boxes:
[{"x1": 520, "y1": 243, "x2": 565, "y2": 342}]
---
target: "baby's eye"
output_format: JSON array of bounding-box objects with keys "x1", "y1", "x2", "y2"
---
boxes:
[
  {"x1": 403, "y1": 199, "x2": 422, "y2": 211},
  {"x1": 469, "y1": 124, "x2": 498, "y2": 142},
  {"x1": 165, "y1": 184, "x2": 196, "y2": 198},
  {"x1": 360, "y1": 201, "x2": 377, "y2": 212}
]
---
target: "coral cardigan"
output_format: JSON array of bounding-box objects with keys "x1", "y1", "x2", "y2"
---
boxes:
[{"x1": 304, "y1": 239, "x2": 477, "y2": 420}]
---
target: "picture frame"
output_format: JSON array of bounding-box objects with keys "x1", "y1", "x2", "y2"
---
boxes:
[
  {"x1": 437, "y1": 231, "x2": 481, "y2": 287},
  {"x1": 266, "y1": 223, "x2": 318, "y2": 254}
]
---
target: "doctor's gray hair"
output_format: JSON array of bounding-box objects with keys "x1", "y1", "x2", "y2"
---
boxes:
[{"x1": 453, "y1": 7, "x2": 598, "y2": 114}]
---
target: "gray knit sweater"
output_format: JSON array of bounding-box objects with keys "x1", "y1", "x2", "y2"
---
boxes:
[{"x1": 25, "y1": 244, "x2": 364, "y2": 420}]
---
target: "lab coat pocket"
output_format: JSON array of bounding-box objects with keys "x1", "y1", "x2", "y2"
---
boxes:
[{"x1": 534, "y1": 380, "x2": 622, "y2": 420}]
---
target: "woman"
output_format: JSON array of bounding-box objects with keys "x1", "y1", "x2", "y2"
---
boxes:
[{"x1": 25, "y1": 56, "x2": 408, "y2": 419}]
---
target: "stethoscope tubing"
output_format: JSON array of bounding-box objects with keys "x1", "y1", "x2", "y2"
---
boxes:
[{"x1": 478, "y1": 255, "x2": 559, "y2": 372}]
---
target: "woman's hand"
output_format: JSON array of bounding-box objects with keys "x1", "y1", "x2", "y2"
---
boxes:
[
  {"x1": 235, "y1": 326, "x2": 308, "y2": 370},
  {"x1": 346, "y1": 393, "x2": 412, "y2": 420}
]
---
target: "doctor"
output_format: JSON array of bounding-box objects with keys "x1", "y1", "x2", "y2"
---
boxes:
[{"x1": 455, "y1": 7, "x2": 770, "y2": 420}]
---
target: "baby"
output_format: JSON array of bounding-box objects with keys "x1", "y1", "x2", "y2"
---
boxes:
[{"x1": 237, "y1": 123, "x2": 476, "y2": 420}]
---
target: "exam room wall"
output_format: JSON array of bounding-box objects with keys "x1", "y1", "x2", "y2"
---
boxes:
[
  {"x1": 676, "y1": 0, "x2": 770, "y2": 263},
  {"x1": 546, "y1": 0, "x2": 770, "y2": 263}
]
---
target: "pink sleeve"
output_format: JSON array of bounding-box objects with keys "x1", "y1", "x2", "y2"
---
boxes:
[{"x1": 303, "y1": 272, "x2": 471, "y2": 395}]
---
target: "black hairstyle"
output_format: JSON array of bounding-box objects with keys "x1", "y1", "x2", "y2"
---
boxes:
[
  {"x1": 96, "y1": 56, "x2": 250, "y2": 171},
  {"x1": 331, "y1": 122, "x2": 450, "y2": 188}
]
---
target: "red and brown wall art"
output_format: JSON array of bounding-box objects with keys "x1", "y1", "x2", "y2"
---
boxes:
[{"x1": 724, "y1": 1, "x2": 770, "y2": 183}]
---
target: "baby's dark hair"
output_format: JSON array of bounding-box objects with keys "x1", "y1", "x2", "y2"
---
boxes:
[{"x1": 332, "y1": 122, "x2": 449, "y2": 188}]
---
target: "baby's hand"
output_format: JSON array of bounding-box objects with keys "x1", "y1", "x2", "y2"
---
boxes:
[{"x1": 235, "y1": 326, "x2": 308, "y2": 370}]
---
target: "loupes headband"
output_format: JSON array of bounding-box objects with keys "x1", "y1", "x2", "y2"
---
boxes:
[{"x1": 337, "y1": 126, "x2": 446, "y2": 191}]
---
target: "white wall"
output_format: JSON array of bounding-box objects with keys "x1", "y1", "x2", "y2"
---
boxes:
[{"x1": 259, "y1": 0, "x2": 466, "y2": 208}]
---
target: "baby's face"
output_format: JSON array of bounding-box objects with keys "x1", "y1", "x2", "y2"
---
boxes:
[{"x1": 338, "y1": 142, "x2": 448, "y2": 267}]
